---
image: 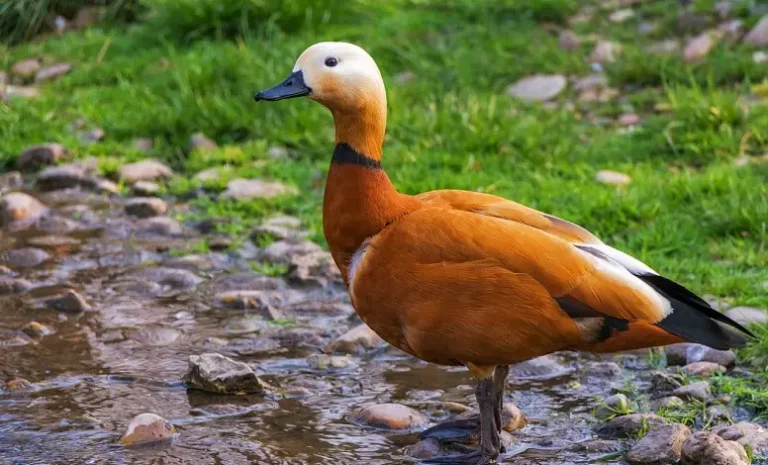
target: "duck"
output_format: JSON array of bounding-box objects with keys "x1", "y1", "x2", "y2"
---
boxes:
[{"x1": 254, "y1": 42, "x2": 754, "y2": 464}]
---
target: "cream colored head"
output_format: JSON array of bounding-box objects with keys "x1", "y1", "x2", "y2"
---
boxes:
[{"x1": 255, "y1": 42, "x2": 386, "y2": 113}]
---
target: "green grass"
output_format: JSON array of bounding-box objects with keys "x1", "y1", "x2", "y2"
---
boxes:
[{"x1": 1, "y1": 0, "x2": 768, "y2": 411}]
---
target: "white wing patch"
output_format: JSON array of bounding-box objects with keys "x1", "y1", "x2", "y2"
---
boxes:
[
  {"x1": 576, "y1": 245, "x2": 673, "y2": 317},
  {"x1": 348, "y1": 238, "x2": 371, "y2": 303}
]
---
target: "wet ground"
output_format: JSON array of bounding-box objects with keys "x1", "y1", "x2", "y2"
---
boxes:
[{"x1": 0, "y1": 185, "x2": 680, "y2": 465}]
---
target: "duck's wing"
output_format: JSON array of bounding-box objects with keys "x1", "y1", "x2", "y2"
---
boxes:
[{"x1": 354, "y1": 206, "x2": 750, "y2": 366}]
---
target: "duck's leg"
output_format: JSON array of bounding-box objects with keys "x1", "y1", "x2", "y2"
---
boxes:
[
  {"x1": 492, "y1": 365, "x2": 509, "y2": 452},
  {"x1": 423, "y1": 375, "x2": 500, "y2": 464}
]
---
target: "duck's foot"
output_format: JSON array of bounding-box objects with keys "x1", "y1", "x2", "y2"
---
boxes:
[
  {"x1": 419, "y1": 418, "x2": 479, "y2": 444},
  {"x1": 422, "y1": 448, "x2": 496, "y2": 465}
]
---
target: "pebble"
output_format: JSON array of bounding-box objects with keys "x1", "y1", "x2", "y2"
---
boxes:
[
  {"x1": 0, "y1": 171, "x2": 23, "y2": 192},
  {"x1": 718, "y1": 19, "x2": 744, "y2": 42},
  {"x1": 222, "y1": 178, "x2": 295, "y2": 200},
  {"x1": 650, "y1": 396, "x2": 685, "y2": 411},
  {"x1": 755, "y1": 51, "x2": 768, "y2": 64},
  {"x1": 10, "y1": 58, "x2": 42, "y2": 80},
  {"x1": 672, "y1": 381, "x2": 710, "y2": 402},
  {"x1": 20, "y1": 321, "x2": 53, "y2": 337},
  {"x1": 715, "y1": 422, "x2": 768, "y2": 456},
  {"x1": 44, "y1": 289, "x2": 92, "y2": 313},
  {"x1": 309, "y1": 354, "x2": 353, "y2": 370},
  {"x1": 6, "y1": 378, "x2": 32, "y2": 392},
  {"x1": 128, "y1": 267, "x2": 203, "y2": 291},
  {"x1": 81, "y1": 127, "x2": 105, "y2": 143},
  {"x1": 724, "y1": 306, "x2": 767, "y2": 326},
  {"x1": 0, "y1": 329, "x2": 33, "y2": 346},
  {"x1": 618, "y1": 113, "x2": 640, "y2": 126},
  {"x1": 193, "y1": 167, "x2": 225, "y2": 182},
  {"x1": 184, "y1": 353, "x2": 268, "y2": 394},
  {"x1": 267, "y1": 145, "x2": 290, "y2": 159},
  {"x1": 559, "y1": 30, "x2": 581, "y2": 51},
  {"x1": 609, "y1": 9, "x2": 634, "y2": 23},
  {"x1": 744, "y1": 15, "x2": 768, "y2": 46},
  {"x1": 683, "y1": 33, "x2": 716, "y2": 64},
  {"x1": 626, "y1": 423, "x2": 691, "y2": 465},
  {"x1": 189, "y1": 133, "x2": 218, "y2": 152},
  {"x1": 120, "y1": 413, "x2": 177, "y2": 447},
  {"x1": 595, "y1": 393, "x2": 632, "y2": 420},
  {"x1": 348, "y1": 403, "x2": 428, "y2": 431},
  {"x1": 1, "y1": 86, "x2": 41, "y2": 100},
  {"x1": 125, "y1": 197, "x2": 168, "y2": 218},
  {"x1": 596, "y1": 170, "x2": 631, "y2": 186},
  {"x1": 132, "y1": 181, "x2": 160, "y2": 196},
  {"x1": 127, "y1": 325, "x2": 182, "y2": 346},
  {"x1": 590, "y1": 41, "x2": 622, "y2": 63},
  {"x1": 574, "y1": 74, "x2": 607, "y2": 91},
  {"x1": 0, "y1": 192, "x2": 47, "y2": 226},
  {"x1": 135, "y1": 216, "x2": 182, "y2": 236},
  {"x1": 681, "y1": 361, "x2": 726, "y2": 376},
  {"x1": 3, "y1": 247, "x2": 50, "y2": 268},
  {"x1": 585, "y1": 361, "x2": 622, "y2": 377},
  {"x1": 35, "y1": 63, "x2": 72, "y2": 82},
  {"x1": 0, "y1": 278, "x2": 32, "y2": 295},
  {"x1": 133, "y1": 138, "x2": 154, "y2": 152},
  {"x1": 501, "y1": 403, "x2": 527, "y2": 432},
  {"x1": 506, "y1": 74, "x2": 567, "y2": 102},
  {"x1": 117, "y1": 160, "x2": 173, "y2": 183},
  {"x1": 649, "y1": 40, "x2": 681, "y2": 55},
  {"x1": 17, "y1": 143, "x2": 69, "y2": 171},
  {"x1": 665, "y1": 343, "x2": 736, "y2": 367},
  {"x1": 707, "y1": 405, "x2": 731, "y2": 424},
  {"x1": 326, "y1": 324, "x2": 385, "y2": 355},
  {"x1": 597, "y1": 414, "x2": 665, "y2": 439},
  {"x1": 681, "y1": 431, "x2": 749, "y2": 465}
]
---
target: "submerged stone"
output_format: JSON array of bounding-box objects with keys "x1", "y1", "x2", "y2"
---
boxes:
[
  {"x1": 184, "y1": 353, "x2": 268, "y2": 394},
  {"x1": 348, "y1": 403, "x2": 428, "y2": 431}
]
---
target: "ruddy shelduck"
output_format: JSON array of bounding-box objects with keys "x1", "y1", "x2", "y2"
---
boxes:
[{"x1": 255, "y1": 42, "x2": 753, "y2": 464}]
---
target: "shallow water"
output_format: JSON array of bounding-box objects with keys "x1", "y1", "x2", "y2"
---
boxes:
[{"x1": 0, "y1": 188, "x2": 645, "y2": 465}]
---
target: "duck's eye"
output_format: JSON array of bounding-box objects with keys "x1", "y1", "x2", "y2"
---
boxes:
[{"x1": 325, "y1": 57, "x2": 339, "y2": 67}]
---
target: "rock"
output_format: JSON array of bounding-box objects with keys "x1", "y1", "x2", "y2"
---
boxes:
[
  {"x1": 590, "y1": 41, "x2": 622, "y2": 63},
  {"x1": 683, "y1": 33, "x2": 716, "y2": 63},
  {"x1": 348, "y1": 403, "x2": 428, "y2": 431},
  {"x1": 501, "y1": 403, "x2": 527, "y2": 432},
  {"x1": 650, "y1": 396, "x2": 685, "y2": 411},
  {"x1": 189, "y1": 133, "x2": 217, "y2": 152},
  {"x1": 81, "y1": 127, "x2": 105, "y2": 143},
  {"x1": 0, "y1": 278, "x2": 32, "y2": 295},
  {"x1": 127, "y1": 326, "x2": 182, "y2": 346},
  {"x1": 574, "y1": 74, "x2": 607, "y2": 91},
  {"x1": 133, "y1": 138, "x2": 154, "y2": 152},
  {"x1": 585, "y1": 361, "x2": 622, "y2": 377},
  {"x1": 326, "y1": 324, "x2": 385, "y2": 354},
  {"x1": 618, "y1": 113, "x2": 640, "y2": 126},
  {"x1": 26, "y1": 235, "x2": 80, "y2": 251},
  {"x1": 36, "y1": 164, "x2": 112, "y2": 193},
  {"x1": 44, "y1": 290, "x2": 91, "y2": 313},
  {"x1": 627, "y1": 423, "x2": 691, "y2": 465},
  {"x1": 128, "y1": 267, "x2": 203, "y2": 290},
  {"x1": 267, "y1": 145, "x2": 290, "y2": 159},
  {"x1": 665, "y1": 343, "x2": 736, "y2": 368},
  {"x1": 596, "y1": 170, "x2": 631, "y2": 185},
  {"x1": 595, "y1": 393, "x2": 632, "y2": 420},
  {"x1": 715, "y1": 422, "x2": 768, "y2": 456},
  {"x1": 1, "y1": 86, "x2": 41, "y2": 100},
  {"x1": 17, "y1": 143, "x2": 69, "y2": 171},
  {"x1": 20, "y1": 321, "x2": 52, "y2": 337},
  {"x1": 718, "y1": 20, "x2": 744, "y2": 42},
  {"x1": 222, "y1": 178, "x2": 295, "y2": 200},
  {"x1": 725, "y1": 306, "x2": 767, "y2": 326},
  {"x1": 755, "y1": 51, "x2": 768, "y2": 64},
  {"x1": 0, "y1": 192, "x2": 47, "y2": 226},
  {"x1": 682, "y1": 361, "x2": 726, "y2": 376},
  {"x1": 6, "y1": 378, "x2": 32, "y2": 392},
  {"x1": 211, "y1": 272, "x2": 286, "y2": 293},
  {"x1": 609, "y1": 9, "x2": 634, "y2": 23},
  {"x1": 35, "y1": 63, "x2": 72, "y2": 82},
  {"x1": 183, "y1": 353, "x2": 268, "y2": 394},
  {"x1": 10, "y1": 58, "x2": 42, "y2": 80},
  {"x1": 0, "y1": 171, "x2": 23, "y2": 192},
  {"x1": 251, "y1": 215, "x2": 305, "y2": 242},
  {"x1": 135, "y1": 216, "x2": 182, "y2": 236},
  {"x1": 559, "y1": 30, "x2": 582, "y2": 51},
  {"x1": 506, "y1": 75, "x2": 567, "y2": 102},
  {"x1": 597, "y1": 414, "x2": 665, "y2": 439},
  {"x1": 193, "y1": 167, "x2": 225, "y2": 182},
  {"x1": 707, "y1": 405, "x2": 731, "y2": 423},
  {"x1": 120, "y1": 413, "x2": 177, "y2": 447},
  {"x1": 125, "y1": 197, "x2": 167, "y2": 218},
  {"x1": 132, "y1": 181, "x2": 160, "y2": 196},
  {"x1": 3, "y1": 247, "x2": 50, "y2": 268},
  {"x1": 394, "y1": 71, "x2": 416, "y2": 85},
  {"x1": 681, "y1": 431, "x2": 749, "y2": 465},
  {"x1": 0, "y1": 328, "x2": 33, "y2": 346},
  {"x1": 638, "y1": 21, "x2": 658, "y2": 34},
  {"x1": 117, "y1": 160, "x2": 173, "y2": 183},
  {"x1": 404, "y1": 437, "x2": 442, "y2": 459},
  {"x1": 672, "y1": 381, "x2": 710, "y2": 402},
  {"x1": 744, "y1": 15, "x2": 768, "y2": 46}
]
